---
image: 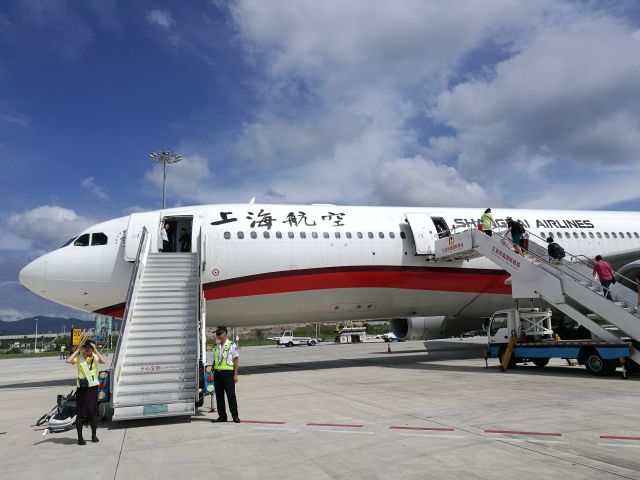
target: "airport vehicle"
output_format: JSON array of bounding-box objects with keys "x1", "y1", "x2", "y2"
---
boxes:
[
  {"x1": 18, "y1": 203, "x2": 640, "y2": 420},
  {"x1": 273, "y1": 330, "x2": 321, "y2": 347},
  {"x1": 486, "y1": 308, "x2": 631, "y2": 376}
]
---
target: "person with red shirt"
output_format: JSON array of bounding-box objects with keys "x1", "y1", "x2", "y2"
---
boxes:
[{"x1": 592, "y1": 255, "x2": 614, "y2": 301}]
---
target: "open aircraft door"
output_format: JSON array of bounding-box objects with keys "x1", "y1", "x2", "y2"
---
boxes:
[
  {"x1": 405, "y1": 213, "x2": 437, "y2": 255},
  {"x1": 124, "y1": 212, "x2": 161, "y2": 261}
]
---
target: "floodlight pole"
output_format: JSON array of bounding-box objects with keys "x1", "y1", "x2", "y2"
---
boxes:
[{"x1": 148, "y1": 151, "x2": 183, "y2": 209}]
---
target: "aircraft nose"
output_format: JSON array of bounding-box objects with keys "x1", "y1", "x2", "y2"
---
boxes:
[{"x1": 19, "y1": 256, "x2": 47, "y2": 295}]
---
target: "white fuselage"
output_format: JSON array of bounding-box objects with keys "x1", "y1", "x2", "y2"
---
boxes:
[{"x1": 19, "y1": 204, "x2": 640, "y2": 326}]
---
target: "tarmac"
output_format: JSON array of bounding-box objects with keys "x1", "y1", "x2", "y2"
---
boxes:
[{"x1": 1, "y1": 339, "x2": 640, "y2": 480}]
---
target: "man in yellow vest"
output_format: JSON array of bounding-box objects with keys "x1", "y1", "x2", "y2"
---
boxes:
[{"x1": 211, "y1": 326, "x2": 240, "y2": 423}]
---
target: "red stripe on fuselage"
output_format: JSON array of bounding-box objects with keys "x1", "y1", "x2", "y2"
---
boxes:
[
  {"x1": 96, "y1": 266, "x2": 510, "y2": 318},
  {"x1": 203, "y1": 266, "x2": 511, "y2": 301}
]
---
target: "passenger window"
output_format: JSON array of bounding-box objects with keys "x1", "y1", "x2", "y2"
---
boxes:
[
  {"x1": 346, "y1": 232, "x2": 352, "y2": 239},
  {"x1": 91, "y1": 233, "x2": 108, "y2": 246},
  {"x1": 263, "y1": 231, "x2": 270, "y2": 239},
  {"x1": 74, "y1": 234, "x2": 90, "y2": 246},
  {"x1": 276, "y1": 232, "x2": 283, "y2": 239},
  {"x1": 237, "y1": 232, "x2": 244, "y2": 239},
  {"x1": 540, "y1": 232, "x2": 545, "y2": 238},
  {"x1": 288, "y1": 232, "x2": 295, "y2": 239},
  {"x1": 224, "y1": 232, "x2": 231, "y2": 240},
  {"x1": 588, "y1": 232, "x2": 594, "y2": 238},
  {"x1": 581, "y1": 232, "x2": 586, "y2": 238},
  {"x1": 556, "y1": 232, "x2": 562, "y2": 238},
  {"x1": 323, "y1": 232, "x2": 329, "y2": 239},
  {"x1": 619, "y1": 232, "x2": 624, "y2": 238},
  {"x1": 635, "y1": 233, "x2": 639, "y2": 239},
  {"x1": 357, "y1": 232, "x2": 363, "y2": 239},
  {"x1": 604, "y1": 232, "x2": 610, "y2": 239},
  {"x1": 368, "y1": 232, "x2": 374, "y2": 239},
  {"x1": 312, "y1": 232, "x2": 318, "y2": 239},
  {"x1": 612, "y1": 232, "x2": 617, "y2": 238},
  {"x1": 389, "y1": 232, "x2": 396, "y2": 239},
  {"x1": 400, "y1": 231, "x2": 406, "y2": 239},
  {"x1": 379, "y1": 232, "x2": 384, "y2": 239},
  {"x1": 300, "y1": 232, "x2": 307, "y2": 239},
  {"x1": 596, "y1": 232, "x2": 602, "y2": 239},
  {"x1": 572, "y1": 232, "x2": 578, "y2": 238},
  {"x1": 335, "y1": 232, "x2": 341, "y2": 239},
  {"x1": 626, "y1": 232, "x2": 632, "y2": 238},
  {"x1": 250, "y1": 231, "x2": 257, "y2": 239}
]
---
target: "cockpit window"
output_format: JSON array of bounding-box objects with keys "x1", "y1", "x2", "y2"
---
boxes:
[
  {"x1": 74, "y1": 234, "x2": 90, "y2": 246},
  {"x1": 60, "y1": 237, "x2": 77, "y2": 248},
  {"x1": 91, "y1": 233, "x2": 108, "y2": 246}
]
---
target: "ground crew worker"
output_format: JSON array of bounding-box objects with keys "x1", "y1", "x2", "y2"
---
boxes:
[
  {"x1": 66, "y1": 339, "x2": 106, "y2": 445},
  {"x1": 211, "y1": 326, "x2": 240, "y2": 423}
]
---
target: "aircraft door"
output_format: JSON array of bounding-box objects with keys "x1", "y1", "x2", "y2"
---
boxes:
[
  {"x1": 405, "y1": 213, "x2": 438, "y2": 255},
  {"x1": 124, "y1": 212, "x2": 162, "y2": 261}
]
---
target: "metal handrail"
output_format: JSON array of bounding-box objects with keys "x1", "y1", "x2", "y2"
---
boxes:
[
  {"x1": 195, "y1": 227, "x2": 204, "y2": 402},
  {"x1": 521, "y1": 229, "x2": 640, "y2": 293},
  {"x1": 488, "y1": 229, "x2": 640, "y2": 313},
  {"x1": 111, "y1": 227, "x2": 149, "y2": 371}
]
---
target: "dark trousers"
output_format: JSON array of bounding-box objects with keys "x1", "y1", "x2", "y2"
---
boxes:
[
  {"x1": 162, "y1": 240, "x2": 171, "y2": 252},
  {"x1": 600, "y1": 279, "x2": 613, "y2": 301},
  {"x1": 214, "y1": 370, "x2": 238, "y2": 420}
]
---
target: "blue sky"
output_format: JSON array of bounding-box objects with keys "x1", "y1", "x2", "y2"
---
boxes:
[{"x1": 2, "y1": 0, "x2": 640, "y2": 321}]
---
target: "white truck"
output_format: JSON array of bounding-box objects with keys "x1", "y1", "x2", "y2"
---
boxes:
[{"x1": 272, "y1": 330, "x2": 322, "y2": 347}]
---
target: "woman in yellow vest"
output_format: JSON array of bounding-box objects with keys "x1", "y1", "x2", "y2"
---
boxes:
[{"x1": 66, "y1": 339, "x2": 106, "y2": 445}]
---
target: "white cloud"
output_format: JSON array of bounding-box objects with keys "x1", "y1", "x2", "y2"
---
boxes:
[
  {"x1": 144, "y1": 154, "x2": 212, "y2": 204},
  {"x1": 6, "y1": 205, "x2": 95, "y2": 249},
  {"x1": 147, "y1": 9, "x2": 173, "y2": 29},
  {"x1": 429, "y1": 16, "x2": 640, "y2": 185},
  {"x1": 81, "y1": 176, "x2": 109, "y2": 201}
]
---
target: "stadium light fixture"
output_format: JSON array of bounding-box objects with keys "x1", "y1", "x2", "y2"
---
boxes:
[{"x1": 148, "y1": 151, "x2": 183, "y2": 209}]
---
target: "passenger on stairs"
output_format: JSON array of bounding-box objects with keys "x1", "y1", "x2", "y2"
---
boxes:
[
  {"x1": 211, "y1": 326, "x2": 240, "y2": 424},
  {"x1": 506, "y1": 217, "x2": 525, "y2": 256},
  {"x1": 546, "y1": 237, "x2": 565, "y2": 263},
  {"x1": 635, "y1": 275, "x2": 640, "y2": 307},
  {"x1": 592, "y1": 255, "x2": 614, "y2": 301},
  {"x1": 481, "y1": 208, "x2": 493, "y2": 237},
  {"x1": 66, "y1": 340, "x2": 106, "y2": 445}
]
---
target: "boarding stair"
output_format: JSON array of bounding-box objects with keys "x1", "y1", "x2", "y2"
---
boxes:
[
  {"x1": 434, "y1": 229, "x2": 640, "y2": 364},
  {"x1": 110, "y1": 227, "x2": 205, "y2": 421}
]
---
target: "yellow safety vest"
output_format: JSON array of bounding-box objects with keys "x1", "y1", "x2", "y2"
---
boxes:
[
  {"x1": 76, "y1": 356, "x2": 99, "y2": 387},
  {"x1": 481, "y1": 212, "x2": 493, "y2": 231},
  {"x1": 214, "y1": 340, "x2": 235, "y2": 371}
]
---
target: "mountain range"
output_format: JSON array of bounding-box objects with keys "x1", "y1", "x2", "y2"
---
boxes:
[{"x1": 0, "y1": 317, "x2": 121, "y2": 335}]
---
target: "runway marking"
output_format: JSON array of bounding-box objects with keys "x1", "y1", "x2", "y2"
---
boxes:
[
  {"x1": 600, "y1": 435, "x2": 640, "y2": 441},
  {"x1": 317, "y1": 429, "x2": 374, "y2": 435},
  {"x1": 306, "y1": 423, "x2": 363, "y2": 428},
  {"x1": 485, "y1": 429, "x2": 562, "y2": 437},
  {"x1": 390, "y1": 426, "x2": 455, "y2": 432},
  {"x1": 252, "y1": 427, "x2": 299, "y2": 432},
  {"x1": 598, "y1": 443, "x2": 640, "y2": 449},
  {"x1": 242, "y1": 420, "x2": 287, "y2": 425},
  {"x1": 490, "y1": 437, "x2": 567, "y2": 445},
  {"x1": 399, "y1": 433, "x2": 465, "y2": 439}
]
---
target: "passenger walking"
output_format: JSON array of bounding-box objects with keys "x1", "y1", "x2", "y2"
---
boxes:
[
  {"x1": 635, "y1": 274, "x2": 640, "y2": 307},
  {"x1": 179, "y1": 228, "x2": 191, "y2": 252},
  {"x1": 592, "y1": 255, "x2": 614, "y2": 301},
  {"x1": 481, "y1": 208, "x2": 493, "y2": 236},
  {"x1": 60, "y1": 344, "x2": 66, "y2": 360},
  {"x1": 546, "y1": 237, "x2": 565, "y2": 262},
  {"x1": 211, "y1": 326, "x2": 240, "y2": 423},
  {"x1": 506, "y1": 217, "x2": 525, "y2": 255},
  {"x1": 66, "y1": 340, "x2": 106, "y2": 445}
]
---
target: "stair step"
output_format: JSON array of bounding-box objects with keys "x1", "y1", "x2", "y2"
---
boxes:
[
  {"x1": 136, "y1": 291, "x2": 197, "y2": 298},
  {"x1": 121, "y1": 364, "x2": 194, "y2": 375},
  {"x1": 123, "y1": 352, "x2": 197, "y2": 361},
  {"x1": 125, "y1": 345, "x2": 197, "y2": 355},
  {"x1": 111, "y1": 401, "x2": 195, "y2": 421},
  {"x1": 128, "y1": 330, "x2": 196, "y2": 339},
  {"x1": 117, "y1": 380, "x2": 196, "y2": 393},
  {"x1": 127, "y1": 339, "x2": 196, "y2": 347}
]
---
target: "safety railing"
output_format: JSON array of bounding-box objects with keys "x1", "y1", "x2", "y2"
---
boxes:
[
  {"x1": 110, "y1": 227, "x2": 151, "y2": 399},
  {"x1": 195, "y1": 227, "x2": 205, "y2": 403},
  {"x1": 487, "y1": 228, "x2": 640, "y2": 316}
]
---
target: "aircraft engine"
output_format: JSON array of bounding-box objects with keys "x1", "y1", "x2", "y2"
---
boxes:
[{"x1": 390, "y1": 316, "x2": 485, "y2": 340}]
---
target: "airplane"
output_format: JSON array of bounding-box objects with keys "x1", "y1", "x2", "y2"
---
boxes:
[{"x1": 18, "y1": 204, "x2": 640, "y2": 341}]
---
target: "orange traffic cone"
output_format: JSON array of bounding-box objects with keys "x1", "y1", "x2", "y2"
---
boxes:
[{"x1": 387, "y1": 342, "x2": 391, "y2": 354}]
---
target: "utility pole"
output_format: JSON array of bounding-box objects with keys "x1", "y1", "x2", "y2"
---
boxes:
[{"x1": 148, "y1": 151, "x2": 183, "y2": 209}]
